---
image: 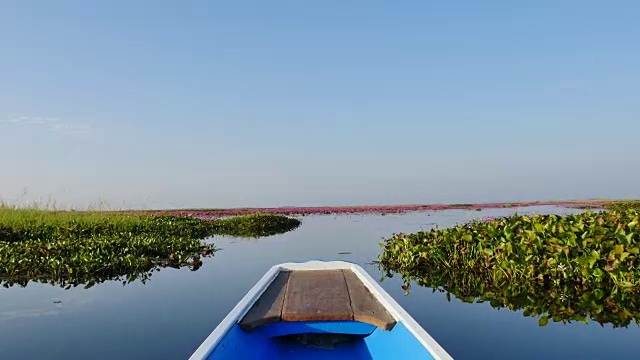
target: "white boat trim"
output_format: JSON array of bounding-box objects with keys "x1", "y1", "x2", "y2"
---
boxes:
[
  {"x1": 188, "y1": 265, "x2": 281, "y2": 360},
  {"x1": 189, "y1": 260, "x2": 454, "y2": 360},
  {"x1": 342, "y1": 262, "x2": 455, "y2": 360}
]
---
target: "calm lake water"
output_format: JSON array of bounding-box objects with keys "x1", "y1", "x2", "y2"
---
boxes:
[{"x1": 1, "y1": 206, "x2": 639, "y2": 360}]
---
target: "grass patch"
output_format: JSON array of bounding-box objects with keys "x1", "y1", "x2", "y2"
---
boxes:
[
  {"x1": 0, "y1": 207, "x2": 300, "y2": 288},
  {"x1": 379, "y1": 209, "x2": 640, "y2": 327},
  {"x1": 0, "y1": 208, "x2": 213, "y2": 243}
]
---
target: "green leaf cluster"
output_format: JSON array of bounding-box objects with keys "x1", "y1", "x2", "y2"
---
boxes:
[
  {"x1": 209, "y1": 213, "x2": 302, "y2": 238},
  {"x1": 600, "y1": 201, "x2": 640, "y2": 212},
  {"x1": 0, "y1": 233, "x2": 216, "y2": 289},
  {"x1": 379, "y1": 209, "x2": 640, "y2": 327},
  {"x1": 0, "y1": 208, "x2": 301, "y2": 288}
]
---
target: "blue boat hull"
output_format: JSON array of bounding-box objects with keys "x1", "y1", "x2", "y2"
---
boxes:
[
  {"x1": 189, "y1": 261, "x2": 452, "y2": 360},
  {"x1": 208, "y1": 320, "x2": 436, "y2": 359}
]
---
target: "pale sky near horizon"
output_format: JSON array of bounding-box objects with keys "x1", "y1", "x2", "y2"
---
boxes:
[{"x1": 1, "y1": 1, "x2": 639, "y2": 209}]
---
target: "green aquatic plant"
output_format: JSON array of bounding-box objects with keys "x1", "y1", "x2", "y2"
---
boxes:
[
  {"x1": 0, "y1": 208, "x2": 213, "y2": 243},
  {"x1": 209, "y1": 213, "x2": 301, "y2": 238},
  {"x1": 600, "y1": 201, "x2": 640, "y2": 212},
  {"x1": 0, "y1": 208, "x2": 302, "y2": 244},
  {"x1": 0, "y1": 234, "x2": 216, "y2": 288},
  {"x1": 572, "y1": 200, "x2": 640, "y2": 212},
  {"x1": 379, "y1": 210, "x2": 640, "y2": 327},
  {"x1": 0, "y1": 208, "x2": 301, "y2": 288},
  {"x1": 381, "y1": 258, "x2": 640, "y2": 328}
]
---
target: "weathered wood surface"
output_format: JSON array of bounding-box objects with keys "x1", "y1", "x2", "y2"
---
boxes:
[
  {"x1": 343, "y1": 270, "x2": 396, "y2": 330},
  {"x1": 239, "y1": 269, "x2": 397, "y2": 331},
  {"x1": 281, "y1": 270, "x2": 353, "y2": 322},
  {"x1": 240, "y1": 271, "x2": 290, "y2": 331}
]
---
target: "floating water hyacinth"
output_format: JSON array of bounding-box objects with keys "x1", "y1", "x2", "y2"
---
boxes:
[
  {"x1": 0, "y1": 210, "x2": 301, "y2": 288},
  {"x1": 379, "y1": 208, "x2": 640, "y2": 327}
]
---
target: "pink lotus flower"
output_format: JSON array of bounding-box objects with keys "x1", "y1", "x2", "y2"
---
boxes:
[{"x1": 136, "y1": 200, "x2": 612, "y2": 219}]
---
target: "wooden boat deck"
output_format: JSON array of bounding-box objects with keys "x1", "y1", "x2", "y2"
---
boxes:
[{"x1": 239, "y1": 269, "x2": 397, "y2": 331}]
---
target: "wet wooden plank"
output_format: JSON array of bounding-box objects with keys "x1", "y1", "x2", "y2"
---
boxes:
[
  {"x1": 240, "y1": 271, "x2": 290, "y2": 331},
  {"x1": 343, "y1": 270, "x2": 397, "y2": 330},
  {"x1": 281, "y1": 270, "x2": 353, "y2": 322}
]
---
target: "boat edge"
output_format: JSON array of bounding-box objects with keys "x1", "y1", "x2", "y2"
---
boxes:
[
  {"x1": 188, "y1": 260, "x2": 454, "y2": 360},
  {"x1": 278, "y1": 261, "x2": 454, "y2": 360},
  {"x1": 187, "y1": 264, "x2": 282, "y2": 360}
]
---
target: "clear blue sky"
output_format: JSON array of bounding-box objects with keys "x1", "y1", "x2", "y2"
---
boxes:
[{"x1": 1, "y1": 1, "x2": 639, "y2": 209}]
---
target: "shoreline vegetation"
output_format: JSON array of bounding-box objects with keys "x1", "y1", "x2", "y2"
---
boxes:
[
  {"x1": 131, "y1": 199, "x2": 629, "y2": 219},
  {"x1": 1, "y1": 200, "x2": 637, "y2": 290},
  {"x1": 379, "y1": 201, "x2": 640, "y2": 327},
  {"x1": 0, "y1": 208, "x2": 300, "y2": 289}
]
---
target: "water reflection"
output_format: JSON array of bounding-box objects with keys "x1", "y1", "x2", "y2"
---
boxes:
[
  {"x1": 3, "y1": 207, "x2": 639, "y2": 360},
  {"x1": 1, "y1": 247, "x2": 217, "y2": 290},
  {"x1": 380, "y1": 252, "x2": 640, "y2": 328},
  {"x1": 1, "y1": 215, "x2": 302, "y2": 290}
]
